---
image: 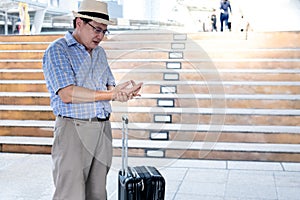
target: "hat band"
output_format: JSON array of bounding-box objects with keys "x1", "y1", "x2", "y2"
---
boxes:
[{"x1": 78, "y1": 11, "x2": 109, "y2": 21}]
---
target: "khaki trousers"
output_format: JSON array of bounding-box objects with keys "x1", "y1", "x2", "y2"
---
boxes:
[{"x1": 52, "y1": 117, "x2": 113, "y2": 200}]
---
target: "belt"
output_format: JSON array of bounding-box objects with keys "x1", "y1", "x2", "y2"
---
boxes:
[{"x1": 58, "y1": 114, "x2": 110, "y2": 122}]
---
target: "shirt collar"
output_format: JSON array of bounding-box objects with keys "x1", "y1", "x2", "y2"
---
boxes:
[
  {"x1": 64, "y1": 31, "x2": 78, "y2": 47},
  {"x1": 64, "y1": 31, "x2": 100, "y2": 52}
]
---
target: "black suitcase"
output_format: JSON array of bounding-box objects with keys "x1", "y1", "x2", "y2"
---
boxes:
[{"x1": 118, "y1": 115, "x2": 166, "y2": 200}]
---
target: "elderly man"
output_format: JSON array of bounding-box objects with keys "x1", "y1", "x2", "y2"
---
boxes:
[{"x1": 42, "y1": 0, "x2": 142, "y2": 199}]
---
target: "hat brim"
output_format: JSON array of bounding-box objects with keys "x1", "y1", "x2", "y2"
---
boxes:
[{"x1": 72, "y1": 11, "x2": 113, "y2": 25}]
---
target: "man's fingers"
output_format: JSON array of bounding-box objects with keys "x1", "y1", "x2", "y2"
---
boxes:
[
  {"x1": 116, "y1": 81, "x2": 131, "y2": 90},
  {"x1": 128, "y1": 82, "x2": 142, "y2": 97},
  {"x1": 121, "y1": 81, "x2": 131, "y2": 89},
  {"x1": 130, "y1": 80, "x2": 136, "y2": 86},
  {"x1": 115, "y1": 81, "x2": 143, "y2": 100},
  {"x1": 133, "y1": 82, "x2": 142, "y2": 93},
  {"x1": 114, "y1": 91, "x2": 130, "y2": 102}
]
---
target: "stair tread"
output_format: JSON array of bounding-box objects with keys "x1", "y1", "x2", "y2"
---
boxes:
[
  {"x1": 1, "y1": 92, "x2": 300, "y2": 100},
  {"x1": 113, "y1": 139, "x2": 300, "y2": 153},
  {"x1": 1, "y1": 47, "x2": 300, "y2": 52},
  {"x1": 1, "y1": 79, "x2": 300, "y2": 86},
  {"x1": 0, "y1": 105, "x2": 300, "y2": 115},
  {"x1": 1, "y1": 58, "x2": 300, "y2": 62},
  {"x1": 0, "y1": 136, "x2": 52, "y2": 145},
  {"x1": 1, "y1": 136, "x2": 300, "y2": 153},
  {"x1": 0, "y1": 120, "x2": 299, "y2": 133},
  {"x1": 1, "y1": 68, "x2": 300, "y2": 73},
  {"x1": 0, "y1": 92, "x2": 49, "y2": 97},
  {"x1": 0, "y1": 42, "x2": 51, "y2": 45},
  {"x1": 140, "y1": 94, "x2": 300, "y2": 100}
]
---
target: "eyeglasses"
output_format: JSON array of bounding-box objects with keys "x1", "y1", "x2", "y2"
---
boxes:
[{"x1": 87, "y1": 22, "x2": 109, "y2": 35}]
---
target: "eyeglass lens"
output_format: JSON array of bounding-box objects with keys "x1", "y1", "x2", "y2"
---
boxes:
[{"x1": 87, "y1": 22, "x2": 109, "y2": 35}]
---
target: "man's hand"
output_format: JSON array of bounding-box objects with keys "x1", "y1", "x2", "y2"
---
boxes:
[
  {"x1": 130, "y1": 80, "x2": 142, "y2": 97},
  {"x1": 113, "y1": 80, "x2": 143, "y2": 102}
]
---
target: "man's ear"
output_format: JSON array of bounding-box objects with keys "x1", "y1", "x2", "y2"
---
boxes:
[{"x1": 75, "y1": 18, "x2": 83, "y2": 29}]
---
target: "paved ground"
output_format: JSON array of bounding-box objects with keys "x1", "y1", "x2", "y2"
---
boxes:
[{"x1": 1, "y1": 153, "x2": 300, "y2": 200}]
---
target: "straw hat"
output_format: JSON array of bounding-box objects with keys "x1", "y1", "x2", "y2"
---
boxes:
[{"x1": 72, "y1": 0, "x2": 112, "y2": 25}]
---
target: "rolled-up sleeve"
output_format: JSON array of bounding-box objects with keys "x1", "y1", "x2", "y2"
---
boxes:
[
  {"x1": 43, "y1": 41, "x2": 75, "y2": 94},
  {"x1": 106, "y1": 66, "x2": 116, "y2": 87}
]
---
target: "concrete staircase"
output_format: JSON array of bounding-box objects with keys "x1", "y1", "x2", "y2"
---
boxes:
[{"x1": 0, "y1": 31, "x2": 300, "y2": 162}]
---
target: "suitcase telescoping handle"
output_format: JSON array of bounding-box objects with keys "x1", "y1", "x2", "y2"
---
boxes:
[{"x1": 122, "y1": 115, "x2": 129, "y2": 176}]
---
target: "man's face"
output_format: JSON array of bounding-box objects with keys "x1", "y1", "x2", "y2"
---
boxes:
[{"x1": 76, "y1": 18, "x2": 108, "y2": 52}]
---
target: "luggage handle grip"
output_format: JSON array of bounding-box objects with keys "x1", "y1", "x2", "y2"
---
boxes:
[
  {"x1": 122, "y1": 114, "x2": 129, "y2": 176},
  {"x1": 122, "y1": 115, "x2": 128, "y2": 124}
]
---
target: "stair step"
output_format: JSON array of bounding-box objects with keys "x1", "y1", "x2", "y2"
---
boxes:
[
  {"x1": 0, "y1": 31, "x2": 298, "y2": 47},
  {"x1": 1, "y1": 40, "x2": 298, "y2": 51},
  {"x1": 0, "y1": 42, "x2": 50, "y2": 50},
  {"x1": 0, "y1": 35, "x2": 61, "y2": 42},
  {"x1": 138, "y1": 93, "x2": 300, "y2": 100},
  {"x1": 1, "y1": 68, "x2": 300, "y2": 73},
  {"x1": 1, "y1": 59, "x2": 300, "y2": 70},
  {"x1": 1, "y1": 49, "x2": 300, "y2": 60},
  {"x1": 1, "y1": 105, "x2": 300, "y2": 115},
  {"x1": 0, "y1": 106, "x2": 299, "y2": 125},
  {"x1": 1, "y1": 136, "x2": 300, "y2": 153},
  {"x1": 0, "y1": 126, "x2": 53, "y2": 137},
  {"x1": 1, "y1": 68, "x2": 300, "y2": 82},
  {"x1": 100, "y1": 40, "x2": 300, "y2": 50},
  {"x1": 1, "y1": 92, "x2": 300, "y2": 100},
  {"x1": 1, "y1": 136, "x2": 300, "y2": 161},
  {"x1": 2, "y1": 79, "x2": 300, "y2": 86},
  {"x1": 1, "y1": 80, "x2": 299, "y2": 94},
  {"x1": 112, "y1": 129, "x2": 300, "y2": 144},
  {"x1": 2, "y1": 126, "x2": 300, "y2": 144},
  {"x1": 0, "y1": 60, "x2": 41, "y2": 69},
  {"x1": 0, "y1": 50, "x2": 44, "y2": 59},
  {"x1": 0, "y1": 120, "x2": 299, "y2": 134},
  {"x1": 1, "y1": 92, "x2": 299, "y2": 109}
]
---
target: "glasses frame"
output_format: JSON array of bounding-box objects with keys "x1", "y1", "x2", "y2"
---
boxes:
[{"x1": 87, "y1": 22, "x2": 109, "y2": 35}]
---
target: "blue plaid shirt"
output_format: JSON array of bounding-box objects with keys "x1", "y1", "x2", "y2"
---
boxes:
[{"x1": 42, "y1": 31, "x2": 115, "y2": 119}]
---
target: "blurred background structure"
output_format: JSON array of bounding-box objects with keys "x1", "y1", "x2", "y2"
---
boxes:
[{"x1": 0, "y1": 0, "x2": 299, "y2": 35}]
